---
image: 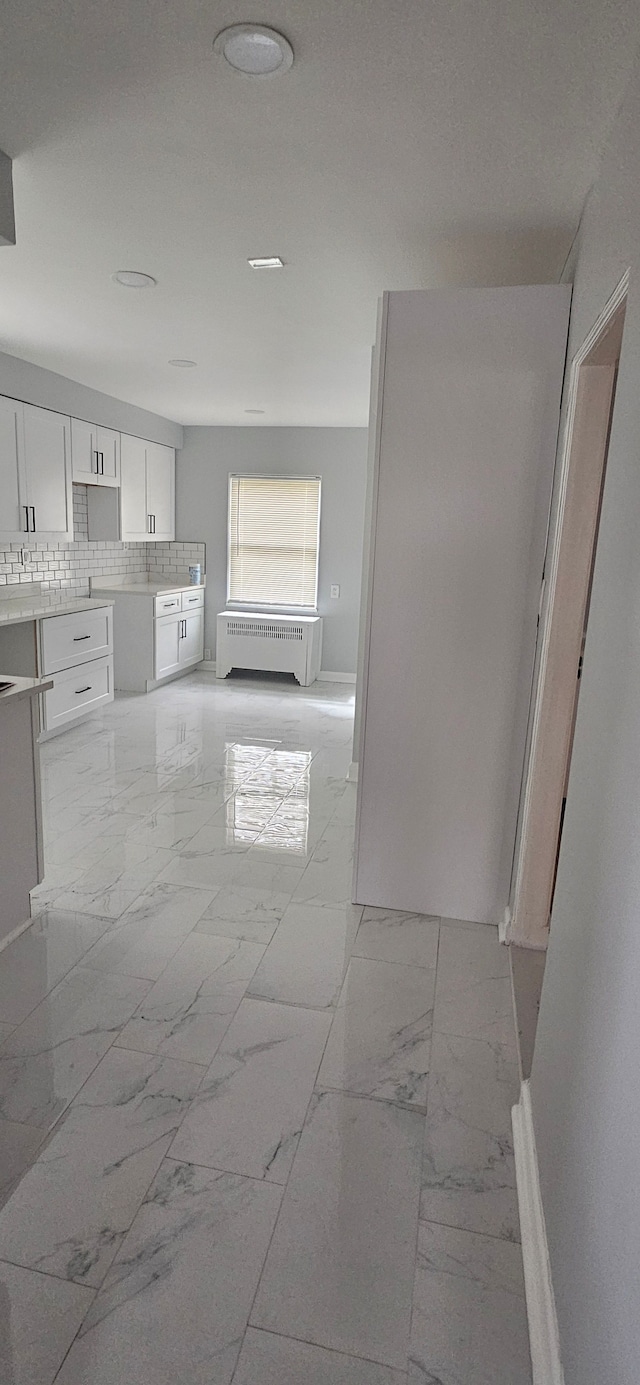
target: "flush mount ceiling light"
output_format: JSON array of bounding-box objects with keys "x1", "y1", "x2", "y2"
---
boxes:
[
  {"x1": 112, "y1": 270, "x2": 157, "y2": 289},
  {"x1": 213, "y1": 24, "x2": 293, "y2": 78},
  {"x1": 248, "y1": 256, "x2": 284, "y2": 269},
  {"x1": 168, "y1": 359, "x2": 197, "y2": 368}
]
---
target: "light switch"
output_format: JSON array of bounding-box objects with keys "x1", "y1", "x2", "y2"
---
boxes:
[{"x1": 330, "y1": 584, "x2": 340, "y2": 599}]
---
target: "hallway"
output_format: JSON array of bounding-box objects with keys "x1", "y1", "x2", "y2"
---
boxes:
[{"x1": 0, "y1": 676, "x2": 531, "y2": 1383}]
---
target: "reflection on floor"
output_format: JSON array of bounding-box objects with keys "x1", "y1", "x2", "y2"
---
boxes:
[
  {"x1": 510, "y1": 943, "x2": 547, "y2": 1080},
  {"x1": 0, "y1": 673, "x2": 532, "y2": 1384}
]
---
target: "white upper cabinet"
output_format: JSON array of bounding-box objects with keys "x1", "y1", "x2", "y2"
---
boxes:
[
  {"x1": 0, "y1": 395, "x2": 25, "y2": 539},
  {"x1": 145, "y1": 441, "x2": 175, "y2": 540},
  {"x1": 98, "y1": 427, "x2": 120, "y2": 485},
  {"x1": 87, "y1": 434, "x2": 176, "y2": 543},
  {"x1": 22, "y1": 404, "x2": 72, "y2": 540},
  {"x1": 120, "y1": 433, "x2": 148, "y2": 539},
  {"x1": 0, "y1": 398, "x2": 72, "y2": 542},
  {"x1": 71, "y1": 418, "x2": 120, "y2": 487}
]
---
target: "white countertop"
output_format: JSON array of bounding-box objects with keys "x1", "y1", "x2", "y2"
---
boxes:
[
  {"x1": 92, "y1": 581, "x2": 205, "y2": 596},
  {"x1": 0, "y1": 593, "x2": 115, "y2": 628},
  {"x1": 0, "y1": 674, "x2": 54, "y2": 705}
]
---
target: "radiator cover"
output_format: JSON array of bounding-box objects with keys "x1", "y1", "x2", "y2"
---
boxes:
[{"x1": 216, "y1": 611, "x2": 323, "y2": 686}]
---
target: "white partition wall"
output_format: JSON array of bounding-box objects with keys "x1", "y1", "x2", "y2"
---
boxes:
[{"x1": 354, "y1": 286, "x2": 571, "y2": 923}]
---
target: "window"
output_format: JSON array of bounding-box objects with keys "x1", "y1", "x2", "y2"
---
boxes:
[{"x1": 227, "y1": 475, "x2": 321, "y2": 609}]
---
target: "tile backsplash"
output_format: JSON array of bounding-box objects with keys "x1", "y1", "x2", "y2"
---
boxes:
[{"x1": 0, "y1": 486, "x2": 205, "y2": 599}]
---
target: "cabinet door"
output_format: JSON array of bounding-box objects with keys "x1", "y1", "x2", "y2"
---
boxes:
[
  {"x1": 155, "y1": 613, "x2": 181, "y2": 679},
  {"x1": 146, "y1": 442, "x2": 175, "y2": 540},
  {"x1": 71, "y1": 417, "x2": 100, "y2": 483},
  {"x1": 120, "y1": 434, "x2": 148, "y2": 540},
  {"x1": 0, "y1": 395, "x2": 28, "y2": 541},
  {"x1": 179, "y1": 609, "x2": 204, "y2": 666},
  {"x1": 23, "y1": 404, "x2": 72, "y2": 540},
  {"x1": 97, "y1": 427, "x2": 120, "y2": 486}
]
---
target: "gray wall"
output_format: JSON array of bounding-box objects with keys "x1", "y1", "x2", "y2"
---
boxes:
[
  {"x1": 0, "y1": 349, "x2": 183, "y2": 448},
  {"x1": 531, "y1": 50, "x2": 640, "y2": 1385},
  {"x1": 176, "y1": 427, "x2": 368, "y2": 674}
]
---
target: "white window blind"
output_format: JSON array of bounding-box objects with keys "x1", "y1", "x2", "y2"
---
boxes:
[{"x1": 227, "y1": 475, "x2": 321, "y2": 609}]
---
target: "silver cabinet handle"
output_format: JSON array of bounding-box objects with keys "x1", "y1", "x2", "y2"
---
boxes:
[
  {"x1": 73, "y1": 634, "x2": 91, "y2": 641},
  {"x1": 23, "y1": 505, "x2": 30, "y2": 532},
  {"x1": 29, "y1": 506, "x2": 36, "y2": 532},
  {"x1": 92, "y1": 450, "x2": 98, "y2": 474},
  {"x1": 75, "y1": 685, "x2": 92, "y2": 695}
]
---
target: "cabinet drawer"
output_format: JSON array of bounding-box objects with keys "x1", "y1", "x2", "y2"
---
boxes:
[
  {"x1": 154, "y1": 593, "x2": 182, "y2": 617},
  {"x1": 41, "y1": 606, "x2": 113, "y2": 675},
  {"x1": 42, "y1": 656, "x2": 113, "y2": 731},
  {"x1": 181, "y1": 587, "x2": 204, "y2": 611}
]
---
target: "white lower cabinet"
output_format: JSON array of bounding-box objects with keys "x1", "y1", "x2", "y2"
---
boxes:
[
  {"x1": 91, "y1": 585, "x2": 205, "y2": 692},
  {"x1": 40, "y1": 605, "x2": 112, "y2": 675},
  {"x1": 0, "y1": 687, "x2": 46, "y2": 942},
  {"x1": 42, "y1": 656, "x2": 113, "y2": 734},
  {"x1": 39, "y1": 605, "x2": 114, "y2": 737},
  {"x1": 180, "y1": 608, "x2": 204, "y2": 665},
  {"x1": 154, "y1": 608, "x2": 204, "y2": 680},
  {"x1": 155, "y1": 612, "x2": 182, "y2": 680}
]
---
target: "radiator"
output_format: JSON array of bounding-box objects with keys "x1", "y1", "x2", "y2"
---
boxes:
[{"x1": 216, "y1": 611, "x2": 323, "y2": 686}]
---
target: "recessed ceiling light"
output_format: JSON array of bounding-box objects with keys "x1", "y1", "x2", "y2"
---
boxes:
[
  {"x1": 245, "y1": 408, "x2": 265, "y2": 414},
  {"x1": 168, "y1": 359, "x2": 197, "y2": 368},
  {"x1": 112, "y1": 270, "x2": 157, "y2": 289},
  {"x1": 213, "y1": 24, "x2": 293, "y2": 78},
  {"x1": 248, "y1": 256, "x2": 284, "y2": 269}
]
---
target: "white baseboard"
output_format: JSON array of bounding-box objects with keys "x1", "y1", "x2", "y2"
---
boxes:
[
  {"x1": 197, "y1": 663, "x2": 356, "y2": 685},
  {"x1": 346, "y1": 761, "x2": 359, "y2": 782},
  {"x1": 499, "y1": 905, "x2": 512, "y2": 945},
  {"x1": 0, "y1": 915, "x2": 34, "y2": 955},
  {"x1": 316, "y1": 671, "x2": 357, "y2": 684},
  {"x1": 512, "y1": 1081, "x2": 565, "y2": 1385}
]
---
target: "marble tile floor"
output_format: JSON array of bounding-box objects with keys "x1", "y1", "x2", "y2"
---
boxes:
[{"x1": 0, "y1": 673, "x2": 532, "y2": 1384}]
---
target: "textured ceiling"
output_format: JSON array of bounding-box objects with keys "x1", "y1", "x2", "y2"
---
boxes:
[{"x1": 0, "y1": 1, "x2": 638, "y2": 425}]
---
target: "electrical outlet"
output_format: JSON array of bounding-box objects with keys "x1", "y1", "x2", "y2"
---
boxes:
[
  {"x1": 330, "y1": 584, "x2": 340, "y2": 599},
  {"x1": 204, "y1": 648, "x2": 212, "y2": 661}
]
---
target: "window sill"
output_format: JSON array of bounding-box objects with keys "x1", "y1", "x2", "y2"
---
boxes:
[{"x1": 226, "y1": 603, "x2": 319, "y2": 616}]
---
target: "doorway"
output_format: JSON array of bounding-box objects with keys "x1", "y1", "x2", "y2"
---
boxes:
[{"x1": 508, "y1": 274, "x2": 628, "y2": 950}]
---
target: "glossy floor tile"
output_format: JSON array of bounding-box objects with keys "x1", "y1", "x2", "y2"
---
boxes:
[
  {"x1": 0, "y1": 966, "x2": 150, "y2": 1128},
  {"x1": 0, "y1": 1047, "x2": 201, "y2": 1287},
  {"x1": 115, "y1": 933, "x2": 265, "y2": 1065},
  {"x1": 194, "y1": 883, "x2": 292, "y2": 943},
  {"x1": 434, "y1": 921, "x2": 515, "y2": 1048},
  {"x1": 248, "y1": 901, "x2": 361, "y2": 1009},
  {"x1": 421, "y1": 1031, "x2": 520, "y2": 1242},
  {"x1": 233, "y1": 1329, "x2": 408, "y2": 1385},
  {"x1": 80, "y1": 881, "x2": 216, "y2": 980},
  {"x1": 0, "y1": 675, "x2": 532, "y2": 1383},
  {"x1": 353, "y1": 907, "x2": 440, "y2": 969},
  {"x1": 409, "y1": 1221, "x2": 532, "y2": 1384},
  {"x1": 0, "y1": 1260, "x2": 93, "y2": 1385},
  {"x1": 0, "y1": 911, "x2": 112, "y2": 1026},
  {"x1": 170, "y1": 997, "x2": 332, "y2": 1181},
  {"x1": 54, "y1": 1161, "x2": 282, "y2": 1385},
  {"x1": 252, "y1": 1089, "x2": 424, "y2": 1368},
  {"x1": 318, "y1": 956, "x2": 435, "y2": 1105},
  {"x1": 0, "y1": 1118, "x2": 43, "y2": 1208}
]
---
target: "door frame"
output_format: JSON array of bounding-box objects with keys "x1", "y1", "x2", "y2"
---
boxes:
[{"x1": 506, "y1": 271, "x2": 629, "y2": 950}]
